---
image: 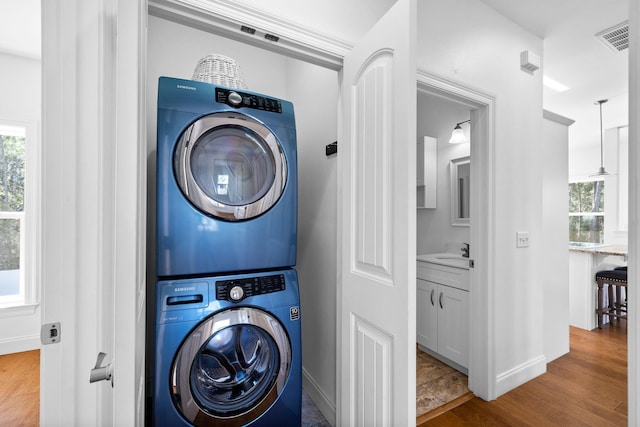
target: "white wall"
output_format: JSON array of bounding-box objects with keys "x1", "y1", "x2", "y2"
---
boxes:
[
  {"x1": 418, "y1": 0, "x2": 546, "y2": 396},
  {"x1": 285, "y1": 60, "x2": 339, "y2": 419},
  {"x1": 542, "y1": 110, "x2": 572, "y2": 362},
  {"x1": 416, "y1": 94, "x2": 470, "y2": 255},
  {"x1": 0, "y1": 52, "x2": 41, "y2": 355},
  {"x1": 146, "y1": 15, "x2": 339, "y2": 420}
]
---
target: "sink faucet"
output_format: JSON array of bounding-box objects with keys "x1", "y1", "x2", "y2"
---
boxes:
[{"x1": 461, "y1": 243, "x2": 470, "y2": 258}]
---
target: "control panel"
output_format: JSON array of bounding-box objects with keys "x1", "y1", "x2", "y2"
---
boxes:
[
  {"x1": 216, "y1": 274, "x2": 286, "y2": 302},
  {"x1": 215, "y1": 88, "x2": 282, "y2": 113}
]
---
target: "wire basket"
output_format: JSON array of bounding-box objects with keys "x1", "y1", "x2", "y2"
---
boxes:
[{"x1": 192, "y1": 54, "x2": 248, "y2": 89}]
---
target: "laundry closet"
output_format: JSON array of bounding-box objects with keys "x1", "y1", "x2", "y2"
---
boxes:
[{"x1": 146, "y1": 12, "x2": 340, "y2": 423}]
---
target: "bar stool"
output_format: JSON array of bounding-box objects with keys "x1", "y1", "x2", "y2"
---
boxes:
[{"x1": 595, "y1": 267, "x2": 627, "y2": 329}]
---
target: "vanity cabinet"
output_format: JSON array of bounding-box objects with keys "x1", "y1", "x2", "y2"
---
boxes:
[{"x1": 416, "y1": 260, "x2": 469, "y2": 370}]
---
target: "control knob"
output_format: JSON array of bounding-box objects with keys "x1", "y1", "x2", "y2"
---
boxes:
[
  {"x1": 227, "y1": 91, "x2": 243, "y2": 107},
  {"x1": 229, "y1": 285, "x2": 244, "y2": 301}
]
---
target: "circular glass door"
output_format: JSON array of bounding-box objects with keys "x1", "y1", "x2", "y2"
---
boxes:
[
  {"x1": 171, "y1": 307, "x2": 291, "y2": 427},
  {"x1": 174, "y1": 112, "x2": 287, "y2": 221}
]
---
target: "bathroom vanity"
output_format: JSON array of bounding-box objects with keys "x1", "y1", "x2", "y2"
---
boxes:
[{"x1": 416, "y1": 253, "x2": 469, "y2": 373}]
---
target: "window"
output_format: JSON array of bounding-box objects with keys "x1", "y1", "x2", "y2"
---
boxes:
[
  {"x1": 0, "y1": 124, "x2": 27, "y2": 307},
  {"x1": 569, "y1": 180, "x2": 604, "y2": 244}
]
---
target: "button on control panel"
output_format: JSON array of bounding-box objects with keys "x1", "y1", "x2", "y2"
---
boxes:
[
  {"x1": 215, "y1": 88, "x2": 282, "y2": 113},
  {"x1": 216, "y1": 274, "x2": 286, "y2": 302}
]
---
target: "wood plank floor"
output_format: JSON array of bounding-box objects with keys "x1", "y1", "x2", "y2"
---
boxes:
[
  {"x1": 0, "y1": 323, "x2": 627, "y2": 427},
  {"x1": 420, "y1": 323, "x2": 627, "y2": 426},
  {"x1": 0, "y1": 349, "x2": 39, "y2": 427}
]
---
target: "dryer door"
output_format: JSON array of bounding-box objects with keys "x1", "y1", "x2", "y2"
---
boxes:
[
  {"x1": 171, "y1": 307, "x2": 291, "y2": 427},
  {"x1": 174, "y1": 112, "x2": 287, "y2": 221}
]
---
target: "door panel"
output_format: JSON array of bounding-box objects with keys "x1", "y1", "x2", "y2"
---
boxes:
[
  {"x1": 417, "y1": 279, "x2": 437, "y2": 351},
  {"x1": 437, "y1": 286, "x2": 469, "y2": 368},
  {"x1": 338, "y1": 0, "x2": 416, "y2": 425}
]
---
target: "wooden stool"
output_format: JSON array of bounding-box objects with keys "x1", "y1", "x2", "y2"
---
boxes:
[{"x1": 595, "y1": 267, "x2": 627, "y2": 329}]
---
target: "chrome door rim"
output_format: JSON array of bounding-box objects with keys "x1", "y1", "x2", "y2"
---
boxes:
[
  {"x1": 174, "y1": 112, "x2": 287, "y2": 221},
  {"x1": 171, "y1": 307, "x2": 291, "y2": 426}
]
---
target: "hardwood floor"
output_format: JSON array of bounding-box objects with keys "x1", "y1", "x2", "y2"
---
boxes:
[
  {"x1": 0, "y1": 349, "x2": 39, "y2": 427},
  {"x1": 0, "y1": 324, "x2": 627, "y2": 427},
  {"x1": 420, "y1": 323, "x2": 627, "y2": 426}
]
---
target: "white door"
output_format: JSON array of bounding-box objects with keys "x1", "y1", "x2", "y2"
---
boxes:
[
  {"x1": 337, "y1": 0, "x2": 416, "y2": 425},
  {"x1": 40, "y1": 0, "x2": 145, "y2": 425}
]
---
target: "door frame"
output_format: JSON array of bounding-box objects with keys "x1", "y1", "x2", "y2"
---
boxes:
[
  {"x1": 417, "y1": 69, "x2": 496, "y2": 400},
  {"x1": 41, "y1": 0, "x2": 146, "y2": 424},
  {"x1": 629, "y1": 3, "x2": 639, "y2": 424}
]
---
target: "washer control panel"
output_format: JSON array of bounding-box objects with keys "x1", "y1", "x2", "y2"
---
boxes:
[
  {"x1": 216, "y1": 274, "x2": 286, "y2": 302},
  {"x1": 215, "y1": 88, "x2": 282, "y2": 113}
]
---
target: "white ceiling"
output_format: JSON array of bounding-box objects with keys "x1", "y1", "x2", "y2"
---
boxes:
[
  {"x1": 478, "y1": 0, "x2": 629, "y2": 144},
  {"x1": 0, "y1": 0, "x2": 630, "y2": 143}
]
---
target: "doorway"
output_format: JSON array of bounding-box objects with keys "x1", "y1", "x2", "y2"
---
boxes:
[
  {"x1": 417, "y1": 70, "x2": 495, "y2": 403},
  {"x1": 415, "y1": 89, "x2": 473, "y2": 418}
]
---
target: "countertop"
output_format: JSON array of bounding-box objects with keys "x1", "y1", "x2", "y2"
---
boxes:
[
  {"x1": 417, "y1": 253, "x2": 470, "y2": 269},
  {"x1": 569, "y1": 244, "x2": 627, "y2": 256}
]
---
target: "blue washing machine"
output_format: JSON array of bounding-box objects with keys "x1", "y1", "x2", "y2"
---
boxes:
[
  {"x1": 156, "y1": 77, "x2": 297, "y2": 277},
  {"x1": 153, "y1": 268, "x2": 302, "y2": 427}
]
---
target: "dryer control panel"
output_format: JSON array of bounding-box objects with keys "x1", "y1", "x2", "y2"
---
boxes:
[
  {"x1": 216, "y1": 274, "x2": 286, "y2": 302},
  {"x1": 216, "y1": 88, "x2": 282, "y2": 113}
]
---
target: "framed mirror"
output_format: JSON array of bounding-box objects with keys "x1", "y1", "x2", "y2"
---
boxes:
[{"x1": 450, "y1": 156, "x2": 470, "y2": 227}]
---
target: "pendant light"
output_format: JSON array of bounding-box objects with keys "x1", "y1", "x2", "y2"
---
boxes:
[
  {"x1": 449, "y1": 119, "x2": 471, "y2": 144},
  {"x1": 593, "y1": 99, "x2": 609, "y2": 176}
]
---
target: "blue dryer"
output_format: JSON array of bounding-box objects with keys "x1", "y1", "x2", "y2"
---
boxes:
[
  {"x1": 153, "y1": 268, "x2": 302, "y2": 427},
  {"x1": 156, "y1": 77, "x2": 297, "y2": 277}
]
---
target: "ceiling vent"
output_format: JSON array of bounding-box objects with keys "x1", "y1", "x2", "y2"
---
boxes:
[{"x1": 595, "y1": 21, "x2": 629, "y2": 52}]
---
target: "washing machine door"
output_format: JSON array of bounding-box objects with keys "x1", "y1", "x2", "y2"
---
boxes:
[
  {"x1": 171, "y1": 307, "x2": 291, "y2": 426},
  {"x1": 174, "y1": 112, "x2": 287, "y2": 221}
]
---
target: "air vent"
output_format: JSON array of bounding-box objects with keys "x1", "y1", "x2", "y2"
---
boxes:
[{"x1": 596, "y1": 21, "x2": 629, "y2": 52}]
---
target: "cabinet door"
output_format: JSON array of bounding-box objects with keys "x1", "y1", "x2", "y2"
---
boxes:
[
  {"x1": 417, "y1": 279, "x2": 438, "y2": 352},
  {"x1": 437, "y1": 285, "x2": 469, "y2": 368}
]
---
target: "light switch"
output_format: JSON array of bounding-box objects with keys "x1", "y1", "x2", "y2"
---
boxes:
[{"x1": 516, "y1": 231, "x2": 529, "y2": 248}]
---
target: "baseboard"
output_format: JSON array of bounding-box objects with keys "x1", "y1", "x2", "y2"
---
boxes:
[
  {"x1": 495, "y1": 354, "x2": 547, "y2": 398},
  {"x1": 302, "y1": 367, "x2": 336, "y2": 427},
  {"x1": 0, "y1": 334, "x2": 40, "y2": 355}
]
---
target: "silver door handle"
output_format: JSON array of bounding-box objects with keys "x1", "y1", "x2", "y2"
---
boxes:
[
  {"x1": 90, "y1": 352, "x2": 113, "y2": 386},
  {"x1": 439, "y1": 292, "x2": 444, "y2": 309},
  {"x1": 430, "y1": 289, "x2": 435, "y2": 306}
]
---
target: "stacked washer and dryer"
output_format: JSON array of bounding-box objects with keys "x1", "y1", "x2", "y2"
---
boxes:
[{"x1": 153, "y1": 76, "x2": 302, "y2": 426}]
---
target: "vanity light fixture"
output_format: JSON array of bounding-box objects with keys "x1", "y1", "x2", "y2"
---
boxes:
[
  {"x1": 592, "y1": 99, "x2": 609, "y2": 176},
  {"x1": 449, "y1": 119, "x2": 470, "y2": 144}
]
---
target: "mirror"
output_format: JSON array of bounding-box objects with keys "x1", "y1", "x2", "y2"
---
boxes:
[{"x1": 450, "y1": 156, "x2": 470, "y2": 226}]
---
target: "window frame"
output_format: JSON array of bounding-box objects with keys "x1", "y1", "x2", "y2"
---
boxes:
[
  {"x1": 0, "y1": 118, "x2": 40, "y2": 309},
  {"x1": 568, "y1": 178, "x2": 605, "y2": 245}
]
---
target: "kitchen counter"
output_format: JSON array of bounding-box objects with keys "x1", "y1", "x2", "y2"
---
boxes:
[
  {"x1": 569, "y1": 244, "x2": 627, "y2": 330},
  {"x1": 569, "y1": 244, "x2": 627, "y2": 258}
]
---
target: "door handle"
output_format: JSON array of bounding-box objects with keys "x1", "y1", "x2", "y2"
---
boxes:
[
  {"x1": 430, "y1": 289, "x2": 435, "y2": 306},
  {"x1": 90, "y1": 352, "x2": 113, "y2": 387},
  {"x1": 439, "y1": 292, "x2": 443, "y2": 309}
]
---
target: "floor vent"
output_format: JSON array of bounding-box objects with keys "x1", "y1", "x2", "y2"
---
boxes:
[{"x1": 595, "y1": 21, "x2": 629, "y2": 52}]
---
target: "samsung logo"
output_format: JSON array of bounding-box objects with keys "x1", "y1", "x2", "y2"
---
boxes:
[
  {"x1": 176, "y1": 85, "x2": 196, "y2": 91},
  {"x1": 174, "y1": 286, "x2": 196, "y2": 292}
]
